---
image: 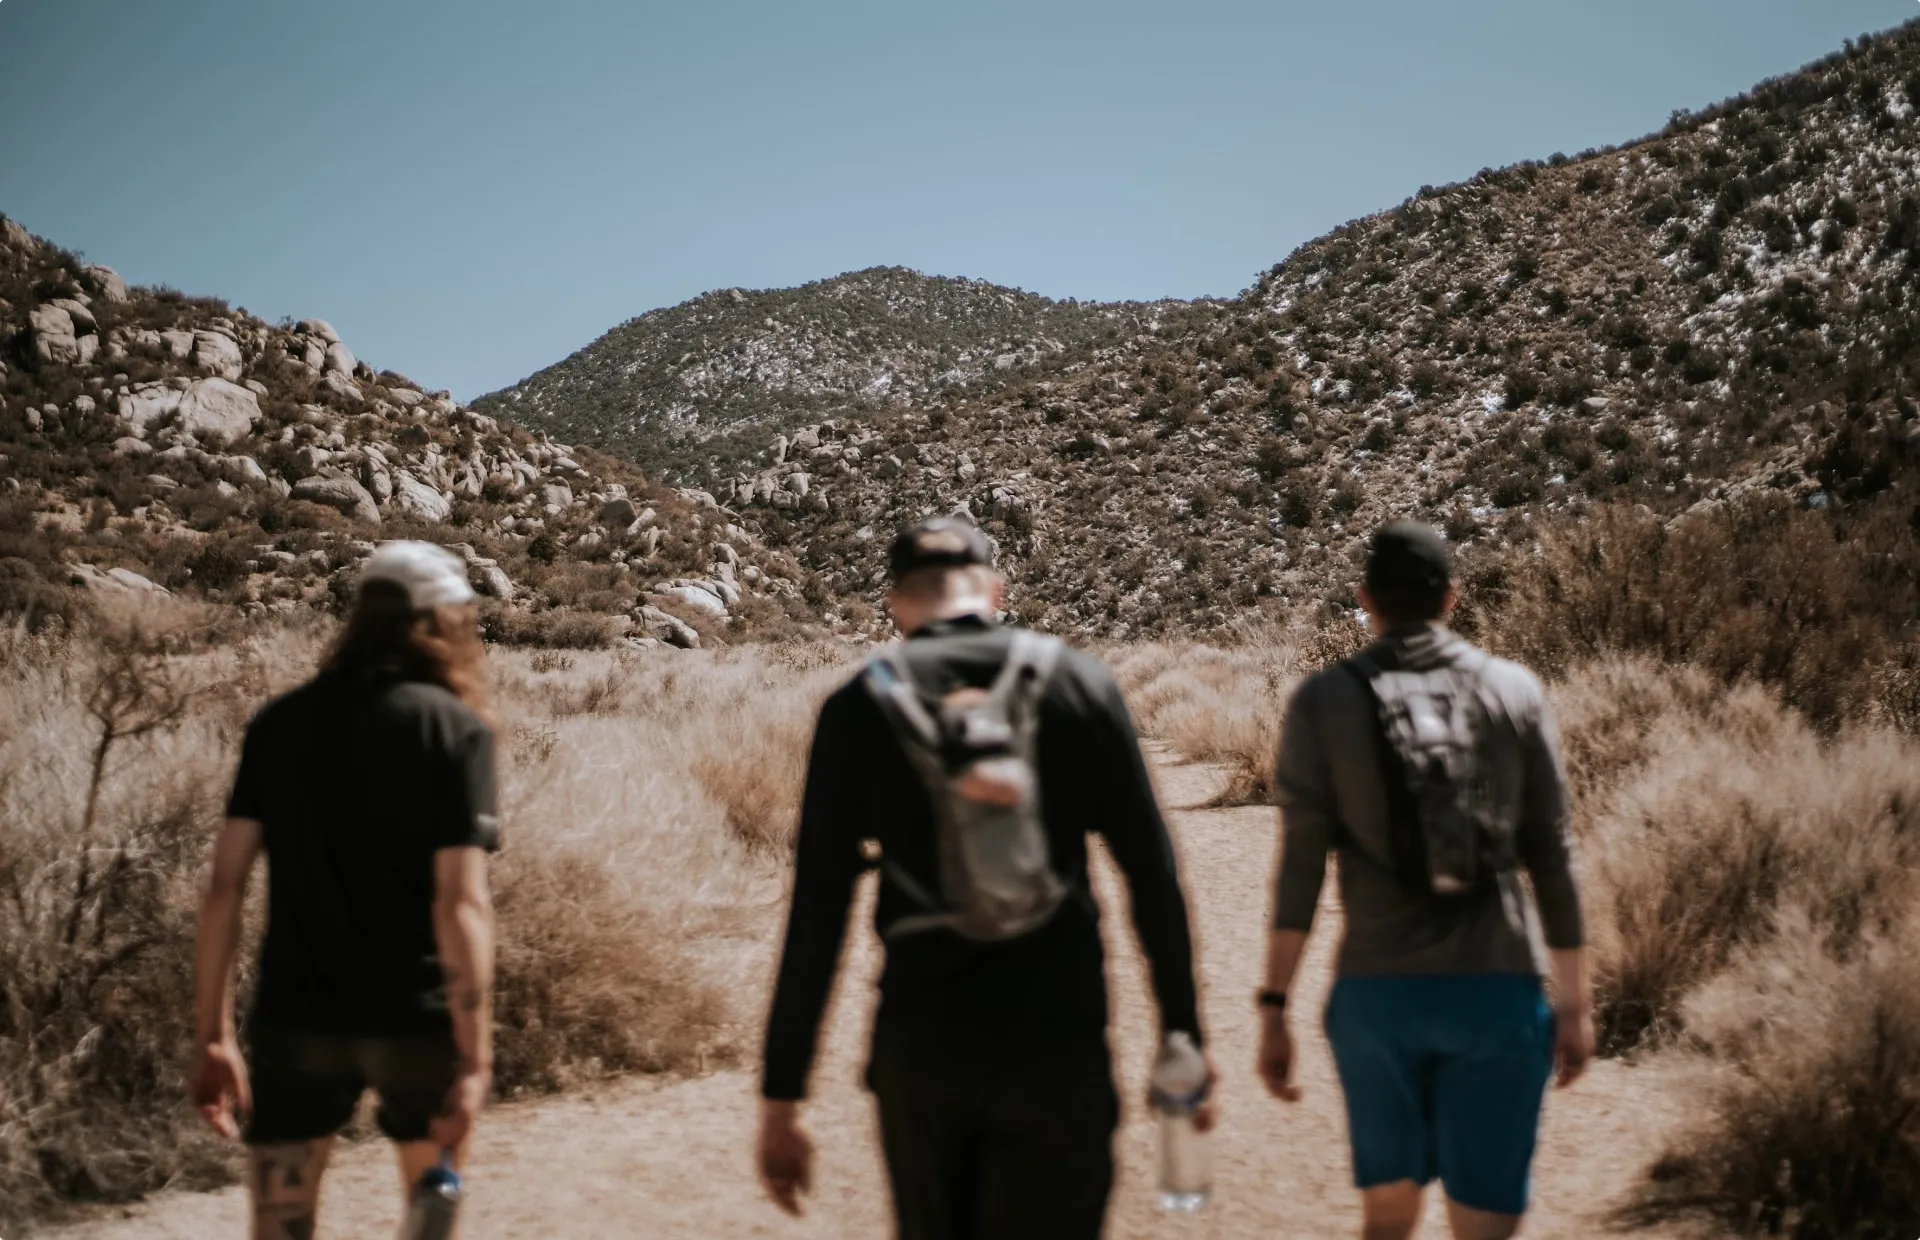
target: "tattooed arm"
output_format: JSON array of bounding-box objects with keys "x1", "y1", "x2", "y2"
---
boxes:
[{"x1": 431, "y1": 844, "x2": 495, "y2": 1150}]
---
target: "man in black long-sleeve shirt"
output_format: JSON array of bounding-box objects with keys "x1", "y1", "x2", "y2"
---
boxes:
[{"x1": 757, "y1": 518, "x2": 1210, "y2": 1240}]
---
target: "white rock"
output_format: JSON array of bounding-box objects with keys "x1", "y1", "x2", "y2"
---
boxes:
[
  {"x1": 225, "y1": 455, "x2": 269, "y2": 484},
  {"x1": 298, "y1": 319, "x2": 341, "y2": 343},
  {"x1": 292, "y1": 474, "x2": 380, "y2": 524},
  {"x1": 192, "y1": 330, "x2": 244, "y2": 380},
  {"x1": 388, "y1": 387, "x2": 425, "y2": 407},
  {"x1": 636, "y1": 604, "x2": 700, "y2": 649},
  {"x1": 118, "y1": 383, "x2": 183, "y2": 434},
  {"x1": 667, "y1": 583, "x2": 728, "y2": 617},
  {"x1": 176, "y1": 378, "x2": 261, "y2": 446},
  {"x1": 470, "y1": 563, "x2": 514, "y2": 601},
  {"x1": 28, "y1": 304, "x2": 80, "y2": 366},
  {"x1": 83, "y1": 264, "x2": 129, "y2": 303},
  {"x1": 320, "y1": 370, "x2": 363, "y2": 404},
  {"x1": 112, "y1": 436, "x2": 152, "y2": 456},
  {"x1": 393, "y1": 472, "x2": 452, "y2": 522},
  {"x1": 539, "y1": 482, "x2": 574, "y2": 510},
  {"x1": 160, "y1": 330, "x2": 195, "y2": 360},
  {"x1": 324, "y1": 340, "x2": 357, "y2": 375}
]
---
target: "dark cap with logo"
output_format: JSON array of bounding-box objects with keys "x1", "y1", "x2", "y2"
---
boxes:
[
  {"x1": 1364, "y1": 519, "x2": 1453, "y2": 592},
  {"x1": 888, "y1": 517, "x2": 995, "y2": 582}
]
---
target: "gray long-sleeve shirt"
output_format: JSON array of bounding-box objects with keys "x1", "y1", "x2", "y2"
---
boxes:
[{"x1": 1272, "y1": 624, "x2": 1584, "y2": 977}]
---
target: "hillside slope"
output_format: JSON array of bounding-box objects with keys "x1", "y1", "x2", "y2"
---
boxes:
[
  {"x1": 0, "y1": 222, "x2": 819, "y2": 648},
  {"x1": 719, "y1": 22, "x2": 1920, "y2": 636},
  {"x1": 473, "y1": 267, "x2": 1194, "y2": 479}
]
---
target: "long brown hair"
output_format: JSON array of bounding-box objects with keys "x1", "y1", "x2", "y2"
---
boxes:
[{"x1": 324, "y1": 580, "x2": 495, "y2": 725}]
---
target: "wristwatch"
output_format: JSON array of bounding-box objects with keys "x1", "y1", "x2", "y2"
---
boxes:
[{"x1": 1256, "y1": 988, "x2": 1288, "y2": 1011}]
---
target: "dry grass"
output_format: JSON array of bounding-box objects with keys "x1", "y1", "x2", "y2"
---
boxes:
[
  {"x1": 1109, "y1": 622, "x2": 1365, "y2": 806},
  {"x1": 0, "y1": 613, "x2": 849, "y2": 1231},
  {"x1": 1628, "y1": 915, "x2": 1920, "y2": 1239}
]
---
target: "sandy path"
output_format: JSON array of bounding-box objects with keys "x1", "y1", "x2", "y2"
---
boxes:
[{"x1": 57, "y1": 754, "x2": 1690, "y2": 1239}]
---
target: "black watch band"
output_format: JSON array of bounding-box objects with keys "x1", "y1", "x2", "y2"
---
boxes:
[{"x1": 1256, "y1": 988, "x2": 1288, "y2": 1011}]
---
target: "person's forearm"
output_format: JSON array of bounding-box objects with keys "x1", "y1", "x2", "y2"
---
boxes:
[
  {"x1": 1263, "y1": 928, "x2": 1310, "y2": 999},
  {"x1": 1548, "y1": 947, "x2": 1590, "y2": 1015},
  {"x1": 436, "y1": 895, "x2": 496, "y2": 1073},
  {"x1": 193, "y1": 887, "x2": 245, "y2": 1046}
]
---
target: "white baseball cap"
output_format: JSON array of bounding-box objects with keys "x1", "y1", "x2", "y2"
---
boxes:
[{"x1": 361, "y1": 540, "x2": 476, "y2": 610}]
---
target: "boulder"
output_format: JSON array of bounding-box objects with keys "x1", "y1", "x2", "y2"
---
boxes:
[
  {"x1": 49, "y1": 298, "x2": 97, "y2": 333},
  {"x1": 160, "y1": 329, "x2": 195, "y2": 360},
  {"x1": 388, "y1": 387, "x2": 425, "y2": 408},
  {"x1": 292, "y1": 474, "x2": 380, "y2": 524},
  {"x1": 1, "y1": 218, "x2": 35, "y2": 251},
  {"x1": 365, "y1": 466, "x2": 394, "y2": 503},
  {"x1": 69, "y1": 563, "x2": 169, "y2": 596},
  {"x1": 28, "y1": 304, "x2": 81, "y2": 366},
  {"x1": 176, "y1": 378, "x2": 261, "y2": 446},
  {"x1": 320, "y1": 370, "x2": 364, "y2": 404},
  {"x1": 470, "y1": 563, "x2": 515, "y2": 602},
  {"x1": 224, "y1": 455, "x2": 269, "y2": 484},
  {"x1": 112, "y1": 436, "x2": 152, "y2": 456},
  {"x1": 666, "y1": 582, "x2": 728, "y2": 618},
  {"x1": 539, "y1": 482, "x2": 574, "y2": 512},
  {"x1": 118, "y1": 383, "x2": 183, "y2": 434},
  {"x1": 785, "y1": 472, "x2": 811, "y2": 498},
  {"x1": 298, "y1": 319, "x2": 341, "y2": 343},
  {"x1": 636, "y1": 604, "x2": 700, "y2": 649},
  {"x1": 393, "y1": 472, "x2": 452, "y2": 522},
  {"x1": 192, "y1": 330, "x2": 245, "y2": 380},
  {"x1": 324, "y1": 340, "x2": 357, "y2": 375},
  {"x1": 598, "y1": 497, "x2": 638, "y2": 527},
  {"x1": 82, "y1": 264, "x2": 129, "y2": 303}
]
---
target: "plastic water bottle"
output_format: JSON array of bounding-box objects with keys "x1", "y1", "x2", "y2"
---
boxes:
[
  {"x1": 399, "y1": 1152, "x2": 461, "y2": 1240},
  {"x1": 1150, "y1": 1032, "x2": 1212, "y2": 1213}
]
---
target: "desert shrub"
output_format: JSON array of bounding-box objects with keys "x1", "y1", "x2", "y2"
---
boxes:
[
  {"x1": 481, "y1": 604, "x2": 619, "y2": 649},
  {"x1": 1479, "y1": 497, "x2": 1920, "y2": 730},
  {"x1": 1554, "y1": 659, "x2": 1920, "y2": 1051},
  {"x1": 1630, "y1": 920, "x2": 1920, "y2": 1239}
]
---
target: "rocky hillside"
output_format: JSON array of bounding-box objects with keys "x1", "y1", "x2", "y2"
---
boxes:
[
  {"x1": 0, "y1": 219, "x2": 821, "y2": 649},
  {"x1": 716, "y1": 21, "x2": 1920, "y2": 636},
  {"x1": 473, "y1": 267, "x2": 1193, "y2": 479}
]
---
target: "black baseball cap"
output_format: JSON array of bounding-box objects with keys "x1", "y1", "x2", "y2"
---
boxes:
[
  {"x1": 888, "y1": 516, "x2": 994, "y2": 582},
  {"x1": 1365, "y1": 520, "x2": 1452, "y2": 592}
]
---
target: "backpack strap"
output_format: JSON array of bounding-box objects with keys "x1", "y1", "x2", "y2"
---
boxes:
[
  {"x1": 1339, "y1": 651, "x2": 1431, "y2": 896},
  {"x1": 986, "y1": 631, "x2": 1064, "y2": 735},
  {"x1": 863, "y1": 647, "x2": 944, "y2": 756}
]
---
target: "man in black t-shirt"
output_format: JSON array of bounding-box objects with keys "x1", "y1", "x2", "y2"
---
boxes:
[
  {"x1": 191, "y1": 541, "x2": 499, "y2": 1240},
  {"x1": 756, "y1": 518, "x2": 1212, "y2": 1240}
]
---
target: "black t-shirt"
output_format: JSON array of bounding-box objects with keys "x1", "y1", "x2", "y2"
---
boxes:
[{"x1": 226, "y1": 670, "x2": 500, "y2": 1037}]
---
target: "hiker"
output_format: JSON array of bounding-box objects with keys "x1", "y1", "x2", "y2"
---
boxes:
[
  {"x1": 756, "y1": 517, "x2": 1213, "y2": 1240},
  {"x1": 1256, "y1": 520, "x2": 1593, "y2": 1240},
  {"x1": 190, "y1": 541, "x2": 499, "y2": 1240}
]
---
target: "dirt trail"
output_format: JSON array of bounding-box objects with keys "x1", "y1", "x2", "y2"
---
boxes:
[{"x1": 57, "y1": 754, "x2": 1691, "y2": 1239}]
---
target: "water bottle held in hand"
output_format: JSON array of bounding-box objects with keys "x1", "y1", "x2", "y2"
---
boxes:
[
  {"x1": 399, "y1": 1152, "x2": 462, "y2": 1240},
  {"x1": 1150, "y1": 1032, "x2": 1212, "y2": 1213}
]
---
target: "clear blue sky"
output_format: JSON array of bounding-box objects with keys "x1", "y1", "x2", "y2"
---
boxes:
[{"x1": 1, "y1": 1, "x2": 1911, "y2": 401}]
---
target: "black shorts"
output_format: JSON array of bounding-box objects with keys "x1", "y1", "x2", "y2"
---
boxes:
[{"x1": 244, "y1": 1024, "x2": 459, "y2": 1144}]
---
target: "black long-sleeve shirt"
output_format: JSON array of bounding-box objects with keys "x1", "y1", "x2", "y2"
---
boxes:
[{"x1": 761, "y1": 616, "x2": 1204, "y2": 1101}]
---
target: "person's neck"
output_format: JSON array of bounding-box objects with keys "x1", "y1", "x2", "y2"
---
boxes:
[{"x1": 904, "y1": 604, "x2": 995, "y2": 637}]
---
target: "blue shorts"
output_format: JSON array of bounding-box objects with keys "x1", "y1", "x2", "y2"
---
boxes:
[{"x1": 1323, "y1": 974, "x2": 1555, "y2": 1216}]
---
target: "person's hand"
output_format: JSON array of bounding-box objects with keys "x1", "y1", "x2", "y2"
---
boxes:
[
  {"x1": 429, "y1": 1064, "x2": 492, "y2": 1150},
  {"x1": 758, "y1": 1100, "x2": 814, "y2": 1217},
  {"x1": 1554, "y1": 1005, "x2": 1595, "y2": 1089},
  {"x1": 1256, "y1": 1010, "x2": 1302, "y2": 1102},
  {"x1": 189, "y1": 1039, "x2": 252, "y2": 1139}
]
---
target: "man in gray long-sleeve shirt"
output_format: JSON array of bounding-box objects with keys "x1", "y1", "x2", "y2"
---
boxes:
[{"x1": 1256, "y1": 521, "x2": 1593, "y2": 1240}]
